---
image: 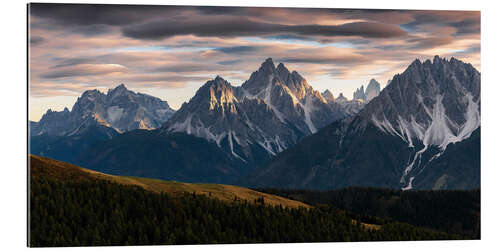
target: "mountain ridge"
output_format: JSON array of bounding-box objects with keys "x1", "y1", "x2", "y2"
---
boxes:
[
  {"x1": 71, "y1": 58, "x2": 367, "y2": 184},
  {"x1": 31, "y1": 84, "x2": 174, "y2": 136},
  {"x1": 162, "y1": 58, "x2": 359, "y2": 163},
  {"x1": 243, "y1": 56, "x2": 480, "y2": 190}
]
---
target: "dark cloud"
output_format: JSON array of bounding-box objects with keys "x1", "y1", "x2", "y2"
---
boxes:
[
  {"x1": 194, "y1": 6, "x2": 250, "y2": 15},
  {"x1": 291, "y1": 22, "x2": 407, "y2": 38},
  {"x1": 122, "y1": 17, "x2": 407, "y2": 40},
  {"x1": 217, "y1": 60, "x2": 243, "y2": 65},
  {"x1": 401, "y1": 11, "x2": 480, "y2": 36},
  {"x1": 264, "y1": 34, "x2": 316, "y2": 41},
  {"x1": 318, "y1": 38, "x2": 372, "y2": 45},
  {"x1": 30, "y1": 4, "x2": 478, "y2": 42},
  {"x1": 374, "y1": 45, "x2": 401, "y2": 51},
  {"x1": 29, "y1": 3, "x2": 183, "y2": 26},
  {"x1": 449, "y1": 19, "x2": 481, "y2": 36},
  {"x1": 215, "y1": 46, "x2": 261, "y2": 54},
  {"x1": 51, "y1": 58, "x2": 96, "y2": 68},
  {"x1": 30, "y1": 36, "x2": 45, "y2": 46},
  {"x1": 41, "y1": 64, "x2": 127, "y2": 79},
  {"x1": 29, "y1": 3, "x2": 193, "y2": 36},
  {"x1": 72, "y1": 24, "x2": 113, "y2": 36}
]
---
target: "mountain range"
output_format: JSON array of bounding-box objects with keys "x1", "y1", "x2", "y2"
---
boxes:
[
  {"x1": 31, "y1": 84, "x2": 174, "y2": 136},
  {"x1": 244, "y1": 56, "x2": 480, "y2": 190},
  {"x1": 30, "y1": 84, "x2": 174, "y2": 163},
  {"x1": 29, "y1": 56, "x2": 479, "y2": 190},
  {"x1": 76, "y1": 59, "x2": 369, "y2": 183},
  {"x1": 161, "y1": 58, "x2": 359, "y2": 163}
]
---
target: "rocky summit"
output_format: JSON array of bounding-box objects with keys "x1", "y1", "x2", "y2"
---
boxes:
[
  {"x1": 31, "y1": 84, "x2": 174, "y2": 136},
  {"x1": 352, "y1": 79, "x2": 381, "y2": 102},
  {"x1": 162, "y1": 58, "x2": 355, "y2": 163},
  {"x1": 244, "y1": 56, "x2": 480, "y2": 190},
  {"x1": 365, "y1": 79, "x2": 381, "y2": 101}
]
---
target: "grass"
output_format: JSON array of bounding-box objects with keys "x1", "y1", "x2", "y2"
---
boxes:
[{"x1": 29, "y1": 154, "x2": 310, "y2": 209}]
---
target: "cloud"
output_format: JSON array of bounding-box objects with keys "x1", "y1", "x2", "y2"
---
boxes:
[
  {"x1": 122, "y1": 17, "x2": 407, "y2": 40},
  {"x1": 51, "y1": 57, "x2": 96, "y2": 68},
  {"x1": 29, "y1": 3, "x2": 176, "y2": 26},
  {"x1": 400, "y1": 11, "x2": 480, "y2": 36},
  {"x1": 123, "y1": 74, "x2": 206, "y2": 84},
  {"x1": 281, "y1": 56, "x2": 367, "y2": 64},
  {"x1": 217, "y1": 60, "x2": 243, "y2": 65},
  {"x1": 449, "y1": 18, "x2": 481, "y2": 36},
  {"x1": 264, "y1": 35, "x2": 315, "y2": 41},
  {"x1": 28, "y1": 4, "x2": 480, "y2": 115},
  {"x1": 30, "y1": 36, "x2": 45, "y2": 46},
  {"x1": 408, "y1": 36, "x2": 455, "y2": 50},
  {"x1": 278, "y1": 48, "x2": 371, "y2": 65},
  {"x1": 30, "y1": 82, "x2": 98, "y2": 97},
  {"x1": 41, "y1": 64, "x2": 127, "y2": 79},
  {"x1": 152, "y1": 63, "x2": 231, "y2": 73},
  {"x1": 215, "y1": 46, "x2": 261, "y2": 54},
  {"x1": 30, "y1": 4, "x2": 478, "y2": 41}
]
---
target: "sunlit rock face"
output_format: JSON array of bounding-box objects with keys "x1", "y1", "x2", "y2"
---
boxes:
[
  {"x1": 31, "y1": 84, "x2": 174, "y2": 136},
  {"x1": 162, "y1": 58, "x2": 356, "y2": 164}
]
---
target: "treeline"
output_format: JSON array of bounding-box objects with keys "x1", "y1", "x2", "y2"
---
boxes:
[
  {"x1": 257, "y1": 187, "x2": 480, "y2": 239},
  {"x1": 30, "y1": 177, "x2": 460, "y2": 247}
]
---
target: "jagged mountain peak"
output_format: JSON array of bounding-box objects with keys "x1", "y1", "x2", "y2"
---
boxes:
[
  {"x1": 198, "y1": 76, "x2": 238, "y2": 111},
  {"x1": 276, "y1": 62, "x2": 290, "y2": 80},
  {"x1": 34, "y1": 84, "x2": 174, "y2": 136},
  {"x1": 259, "y1": 57, "x2": 276, "y2": 73},
  {"x1": 358, "y1": 56, "x2": 480, "y2": 188},
  {"x1": 322, "y1": 89, "x2": 335, "y2": 103},
  {"x1": 405, "y1": 55, "x2": 467, "y2": 74},
  {"x1": 365, "y1": 56, "x2": 480, "y2": 139},
  {"x1": 163, "y1": 58, "x2": 353, "y2": 162},
  {"x1": 337, "y1": 92, "x2": 347, "y2": 102},
  {"x1": 353, "y1": 85, "x2": 365, "y2": 100},
  {"x1": 242, "y1": 58, "x2": 313, "y2": 100},
  {"x1": 276, "y1": 62, "x2": 287, "y2": 71},
  {"x1": 244, "y1": 56, "x2": 480, "y2": 191},
  {"x1": 208, "y1": 75, "x2": 232, "y2": 87},
  {"x1": 409, "y1": 58, "x2": 422, "y2": 67},
  {"x1": 365, "y1": 79, "x2": 381, "y2": 101},
  {"x1": 196, "y1": 76, "x2": 235, "y2": 99},
  {"x1": 114, "y1": 83, "x2": 128, "y2": 90},
  {"x1": 107, "y1": 83, "x2": 129, "y2": 95},
  {"x1": 80, "y1": 88, "x2": 104, "y2": 99},
  {"x1": 368, "y1": 78, "x2": 379, "y2": 85}
]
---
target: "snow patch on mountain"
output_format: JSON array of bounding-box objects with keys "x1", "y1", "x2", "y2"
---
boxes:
[
  {"x1": 33, "y1": 84, "x2": 174, "y2": 136},
  {"x1": 367, "y1": 56, "x2": 481, "y2": 189},
  {"x1": 162, "y1": 58, "x2": 365, "y2": 163},
  {"x1": 298, "y1": 95, "x2": 317, "y2": 133}
]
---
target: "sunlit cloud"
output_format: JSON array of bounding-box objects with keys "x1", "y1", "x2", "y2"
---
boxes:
[{"x1": 28, "y1": 3, "x2": 480, "y2": 121}]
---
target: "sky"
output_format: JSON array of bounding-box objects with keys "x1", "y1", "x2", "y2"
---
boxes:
[{"x1": 28, "y1": 4, "x2": 480, "y2": 121}]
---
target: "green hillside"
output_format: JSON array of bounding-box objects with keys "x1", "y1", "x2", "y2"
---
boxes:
[
  {"x1": 29, "y1": 154, "x2": 462, "y2": 246},
  {"x1": 29, "y1": 154, "x2": 309, "y2": 209}
]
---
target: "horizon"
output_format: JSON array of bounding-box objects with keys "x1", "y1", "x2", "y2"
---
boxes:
[{"x1": 29, "y1": 4, "x2": 480, "y2": 121}]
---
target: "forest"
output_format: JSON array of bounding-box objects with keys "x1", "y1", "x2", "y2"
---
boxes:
[
  {"x1": 30, "y1": 176, "x2": 462, "y2": 247},
  {"x1": 257, "y1": 187, "x2": 480, "y2": 239}
]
